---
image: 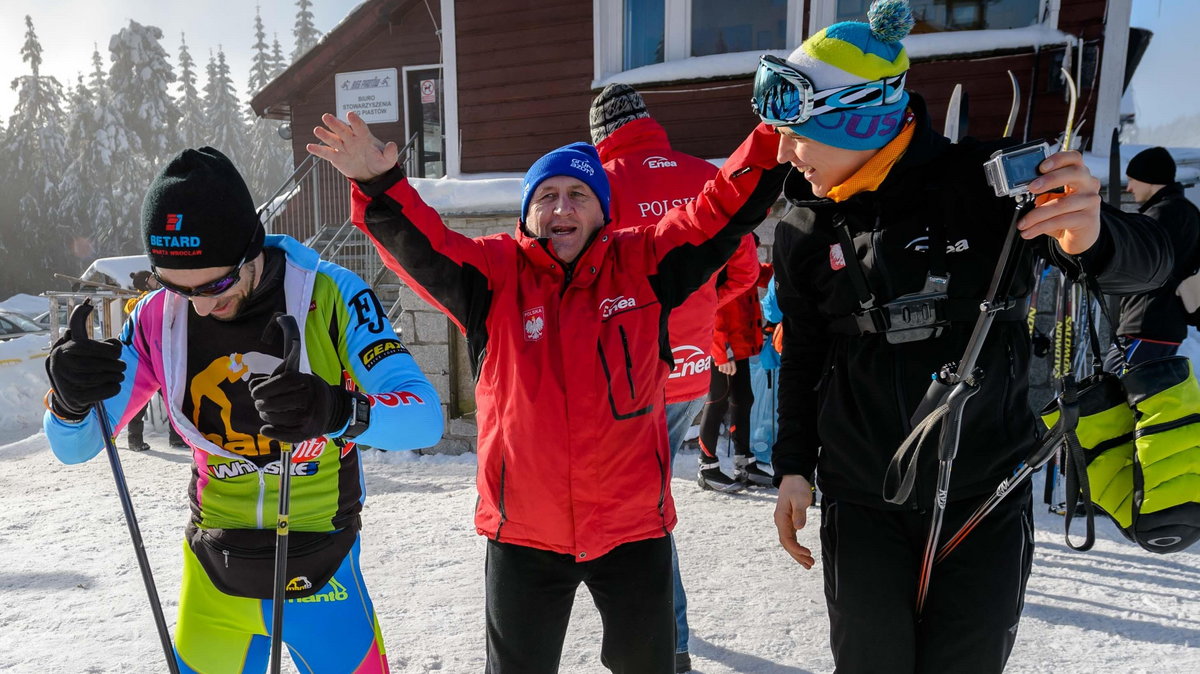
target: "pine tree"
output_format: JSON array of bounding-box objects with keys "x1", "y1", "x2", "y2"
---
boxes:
[
  {"x1": 246, "y1": 8, "x2": 292, "y2": 204},
  {"x1": 204, "y1": 48, "x2": 248, "y2": 170},
  {"x1": 292, "y1": 0, "x2": 321, "y2": 61},
  {"x1": 107, "y1": 20, "x2": 180, "y2": 161},
  {"x1": 84, "y1": 44, "x2": 145, "y2": 257},
  {"x1": 270, "y1": 34, "x2": 288, "y2": 77},
  {"x1": 0, "y1": 16, "x2": 70, "y2": 293},
  {"x1": 176, "y1": 33, "x2": 207, "y2": 149}
]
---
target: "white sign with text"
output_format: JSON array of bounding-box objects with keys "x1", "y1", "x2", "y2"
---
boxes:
[{"x1": 335, "y1": 68, "x2": 399, "y2": 124}]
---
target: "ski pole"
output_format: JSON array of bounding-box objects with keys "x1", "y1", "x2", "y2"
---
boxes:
[
  {"x1": 69, "y1": 302, "x2": 180, "y2": 674},
  {"x1": 269, "y1": 314, "x2": 301, "y2": 674}
]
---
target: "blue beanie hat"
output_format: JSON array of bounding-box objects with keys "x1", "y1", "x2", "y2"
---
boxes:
[
  {"x1": 520, "y1": 142, "x2": 611, "y2": 224},
  {"x1": 784, "y1": 0, "x2": 913, "y2": 150}
]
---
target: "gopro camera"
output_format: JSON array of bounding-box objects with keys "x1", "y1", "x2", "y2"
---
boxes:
[{"x1": 983, "y1": 141, "x2": 1051, "y2": 198}]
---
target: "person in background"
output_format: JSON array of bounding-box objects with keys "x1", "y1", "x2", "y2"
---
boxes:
[
  {"x1": 696, "y1": 252, "x2": 775, "y2": 490},
  {"x1": 1106, "y1": 146, "x2": 1200, "y2": 370},
  {"x1": 589, "y1": 82, "x2": 761, "y2": 672}
]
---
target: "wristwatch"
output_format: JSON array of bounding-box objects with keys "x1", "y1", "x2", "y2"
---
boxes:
[{"x1": 341, "y1": 391, "x2": 371, "y2": 440}]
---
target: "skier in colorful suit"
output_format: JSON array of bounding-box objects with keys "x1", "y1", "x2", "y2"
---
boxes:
[{"x1": 43, "y1": 147, "x2": 443, "y2": 673}]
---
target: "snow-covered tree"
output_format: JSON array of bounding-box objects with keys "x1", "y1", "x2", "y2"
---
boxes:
[
  {"x1": 292, "y1": 0, "x2": 321, "y2": 61},
  {"x1": 245, "y1": 9, "x2": 293, "y2": 204},
  {"x1": 81, "y1": 44, "x2": 146, "y2": 257},
  {"x1": 271, "y1": 34, "x2": 288, "y2": 77},
  {"x1": 107, "y1": 20, "x2": 180, "y2": 161},
  {"x1": 0, "y1": 16, "x2": 70, "y2": 293},
  {"x1": 204, "y1": 48, "x2": 248, "y2": 170},
  {"x1": 176, "y1": 33, "x2": 207, "y2": 149}
]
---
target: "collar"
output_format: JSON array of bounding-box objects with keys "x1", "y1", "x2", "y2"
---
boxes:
[
  {"x1": 595, "y1": 117, "x2": 672, "y2": 164},
  {"x1": 513, "y1": 223, "x2": 613, "y2": 289},
  {"x1": 1139, "y1": 182, "x2": 1185, "y2": 213},
  {"x1": 825, "y1": 110, "x2": 917, "y2": 203}
]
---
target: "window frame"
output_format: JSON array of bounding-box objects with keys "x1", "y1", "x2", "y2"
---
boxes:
[
  {"x1": 807, "y1": 0, "x2": 1060, "y2": 37},
  {"x1": 594, "y1": 0, "x2": 804, "y2": 82}
]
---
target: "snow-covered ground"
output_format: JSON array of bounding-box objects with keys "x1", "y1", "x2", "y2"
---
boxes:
[{"x1": 1, "y1": 333, "x2": 1199, "y2": 672}]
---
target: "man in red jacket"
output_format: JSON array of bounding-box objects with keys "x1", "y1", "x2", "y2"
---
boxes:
[
  {"x1": 311, "y1": 110, "x2": 788, "y2": 674},
  {"x1": 590, "y1": 83, "x2": 761, "y2": 672}
]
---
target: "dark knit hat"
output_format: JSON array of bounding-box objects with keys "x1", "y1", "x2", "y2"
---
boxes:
[
  {"x1": 142, "y1": 147, "x2": 264, "y2": 269},
  {"x1": 1126, "y1": 146, "x2": 1176, "y2": 185},
  {"x1": 520, "y1": 142, "x2": 611, "y2": 224},
  {"x1": 589, "y1": 83, "x2": 650, "y2": 145}
]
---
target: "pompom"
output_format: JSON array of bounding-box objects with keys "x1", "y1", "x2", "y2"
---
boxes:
[{"x1": 867, "y1": 0, "x2": 914, "y2": 44}]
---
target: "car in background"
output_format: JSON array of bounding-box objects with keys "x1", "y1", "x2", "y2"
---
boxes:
[{"x1": 0, "y1": 309, "x2": 49, "y2": 342}]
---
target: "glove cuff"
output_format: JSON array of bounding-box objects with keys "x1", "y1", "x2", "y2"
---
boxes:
[
  {"x1": 323, "y1": 383, "x2": 355, "y2": 436},
  {"x1": 46, "y1": 389, "x2": 90, "y2": 422}
]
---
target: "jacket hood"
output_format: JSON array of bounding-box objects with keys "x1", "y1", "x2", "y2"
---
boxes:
[{"x1": 596, "y1": 117, "x2": 673, "y2": 164}]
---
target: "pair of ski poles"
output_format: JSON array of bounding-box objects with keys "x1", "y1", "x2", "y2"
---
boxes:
[{"x1": 72, "y1": 302, "x2": 299, "y2": 673}]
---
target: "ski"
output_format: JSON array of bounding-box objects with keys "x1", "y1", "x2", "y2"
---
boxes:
[
  {"x1": 944, "y1": 83, "x2": 964, "y2": 143},
  {"x1": 1060, "y1": 67, "x2": 1079, "y2": 152},
  {"x1": 1003, "y1": 70, "x2": 1021, "y2": 138},
  {"x1": 1108, "y1": 127, "x2": 1122, "y2": 208}
]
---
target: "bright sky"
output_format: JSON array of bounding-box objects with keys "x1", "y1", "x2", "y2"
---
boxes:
[
  {"x1": 0, "y1": 0, "x2": 362, "y2": 118},
  {"x1": 0, "y1": 1, "x2": 1195, "y2": 134}
]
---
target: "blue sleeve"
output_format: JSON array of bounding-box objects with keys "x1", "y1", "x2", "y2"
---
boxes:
[
  {"x1": 761, "y1": 274, "x2": 783, "y2": 324},
  {"x1": 318, "y1": 263, "x2": 444, "y2": 450}
]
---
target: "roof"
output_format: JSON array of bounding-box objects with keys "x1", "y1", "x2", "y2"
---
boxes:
[{"x1": 250, "y1": 0, "x2": 411, "y2": 120}]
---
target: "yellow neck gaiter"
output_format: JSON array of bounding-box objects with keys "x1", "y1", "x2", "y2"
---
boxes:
[{"x1": 826, "y1": 111, "x2": 917, "y2": 203}]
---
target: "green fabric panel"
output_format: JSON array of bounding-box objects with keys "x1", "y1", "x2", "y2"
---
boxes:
[
  {"x1": 1087, "y1": 442, "x2": 1135, "y2": 527},
  {"x1": 1133, "y1": 361, "x2": 1200, "y2": 516},
  {"x1": 175, "y1": 541, "x2": 265, "y2": 671}
]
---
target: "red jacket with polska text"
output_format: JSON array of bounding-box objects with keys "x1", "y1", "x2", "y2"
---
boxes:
[
  {"x1": 349, "y1": 124, "x2": 787, "y2": 561},
  {"x1": 598, "y1": 117, "x2": 760, "y2": 403}
]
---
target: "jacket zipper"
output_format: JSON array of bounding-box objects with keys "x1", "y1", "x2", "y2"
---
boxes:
[
  {"x1": 494, "y1": 457, "x2": 508, "y2": 541},
  {"x1": 256, "y1": 467, "x2": 266, "y2": 529},
  {"x1": 619, "y1": 326, "x2": 636, "y2": 399}
]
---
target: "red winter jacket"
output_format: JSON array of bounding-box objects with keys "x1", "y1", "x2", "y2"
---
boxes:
[
  {"x1": 713, "y1": 263, "x2": 773, "y2": 364},
  {"x1": 350, "y1": 124, "x2": 787, "y2": 561},
  {"x1": 597, "y1": 117, "x2": 759, "y2": 403}
]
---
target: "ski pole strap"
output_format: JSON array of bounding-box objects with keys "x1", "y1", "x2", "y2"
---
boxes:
[
  {"x1": 1057, "y1": 374, "x2": 1098, "y2": 551},
  {"x1": 883, "y1": 399, "x2": 951, "y2": 504},
  {"x1": 1082, "y1": 273, "x2": 1126, "y2": 372}
]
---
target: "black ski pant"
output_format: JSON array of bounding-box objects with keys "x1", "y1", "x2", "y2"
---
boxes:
[
  {"x1": 698, "y1": 357, "x2": 754, "y2": 459},
  {"x1": 485, "y1": 536, "x2": 674, "y2": 674},
  {"x1": 819, "y1": 482, "x2": 1034, "y2": 673}
]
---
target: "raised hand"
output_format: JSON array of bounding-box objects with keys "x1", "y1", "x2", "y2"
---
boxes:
[{"x1": 307, "y1": 110, "x2": 400, "y2": 182}]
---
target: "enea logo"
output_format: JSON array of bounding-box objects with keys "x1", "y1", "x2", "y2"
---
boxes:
[
  {"x1": 600, "y1": 296, "x2": 636, "y2": 320},
  {"x1": 643, "y1": 155, "x2": 678, "y2": 169},
  {"x1": 288, "y1": 578, "x2": 350, "y2": 603},
  {"x1": 569, "y1": 158, "x2": 595, "y2": 176},
  {"x1": 358, "y1": 338, "x2": 410, "y2": 371},
  {"x1": 524, "y1": 306, "x2": 545, "y2": 341},
  {"x1": 669, "y1": 345, "x2": 712, "y2": 379},
  {"x1": 166, "y1": 213, "x2": 183, "y2": 231}
]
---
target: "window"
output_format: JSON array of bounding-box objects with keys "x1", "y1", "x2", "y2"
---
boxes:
[
  {"x1": 691, "y1": 0, "x2": 788, "y2": 57},
  {"x1": 833, "y1": 0, "x2": 1042, "y2": 33},
  {"x1": 595, "y1": 0, "x2": 802, "y2": 82}
]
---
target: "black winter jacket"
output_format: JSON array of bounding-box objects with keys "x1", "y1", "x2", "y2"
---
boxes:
[
  {"x1": 772, "y1": 94, "x2": 1172, "y2": 509},
  {"x1": 1116, "y1": 182, "x2": 1200, "y2": 342}
]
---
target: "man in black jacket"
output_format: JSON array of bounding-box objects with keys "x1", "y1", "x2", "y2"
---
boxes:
[
  {"x1": 764, "y1": 2, "x2": 1172, "y2": 671},
  {"x1": 1107, "y1": 146, "x2": 1200, "y2": 370}
]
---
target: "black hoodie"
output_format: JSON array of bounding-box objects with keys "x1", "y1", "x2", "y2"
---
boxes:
[
  {"x1": 1115, "y1": 182, "x2": 1200, "y2": 342},
  {"x1": 771, "y1": 93, "x2": 1173, "y2": 508}
]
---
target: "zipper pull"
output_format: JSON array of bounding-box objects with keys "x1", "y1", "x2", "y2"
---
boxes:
[{"x1": 223, "y1": 549, "x2": 230, "y2": 568}]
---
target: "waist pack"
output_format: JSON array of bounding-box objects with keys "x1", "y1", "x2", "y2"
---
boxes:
[
  {"x1": 186, "y1": 516, "x2": 360, "y2": 599},
  {"x1": 1041, "y1": 357, "x2": 1200, "y2": 553}
]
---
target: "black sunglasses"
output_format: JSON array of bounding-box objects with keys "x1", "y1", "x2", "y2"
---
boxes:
[{"x1": 152, "y1": 253, "x2": 250, "y2": 298}]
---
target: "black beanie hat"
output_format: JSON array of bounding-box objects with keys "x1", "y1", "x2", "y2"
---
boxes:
[
  {"x1": 589, "y1": 83, "x2": 650, "y2": 145},
  {"x1": 142, "y1": 147, "x2": 265, "y2": 269},
  {"x1": 1126, "y1": 146, "x2": 1176, "y2": 186}
]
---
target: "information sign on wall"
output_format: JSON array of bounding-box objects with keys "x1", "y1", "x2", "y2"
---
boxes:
[{"x1": 335, "y1": 68, "x2": 399, "y2": 124}]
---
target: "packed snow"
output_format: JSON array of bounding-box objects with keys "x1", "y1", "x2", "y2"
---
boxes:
[{"x1": 0, "y1": 331, "x2": 1198, "y2": 672}]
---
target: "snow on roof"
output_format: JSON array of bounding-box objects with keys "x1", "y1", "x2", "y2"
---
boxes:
[
  {"x1": 595, "y1": 25, "x2": 1075, "y2": 89},
  {"x1": 0, "y1": 293, "x2": 49, "y2": 318},
  {"x1": 82, "y1": 255, "x2": 151, "y2": 290},
  {"x1": 408, "y1": 174, "x2": 524, "y2": 215}
]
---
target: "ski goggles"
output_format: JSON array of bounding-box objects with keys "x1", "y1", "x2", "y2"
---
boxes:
[
  {"x1": 152, "y1": 252, "x2": 250, "y2": 298},
  {"x1": 751, "y1": 54, "x2": 908, "y2": 127}
]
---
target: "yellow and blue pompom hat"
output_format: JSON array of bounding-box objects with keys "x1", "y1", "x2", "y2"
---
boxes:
[{"x1": 783, "y1": 0, "x2": 914, "y2": 151}]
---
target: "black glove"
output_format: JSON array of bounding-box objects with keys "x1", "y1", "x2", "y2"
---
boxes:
[
  {"x1": 250, "y1": 368, "x2": 352, "y2": 443},
  {"x1": 45, "y1": 330, "x2": 126, "y2": 421}
]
